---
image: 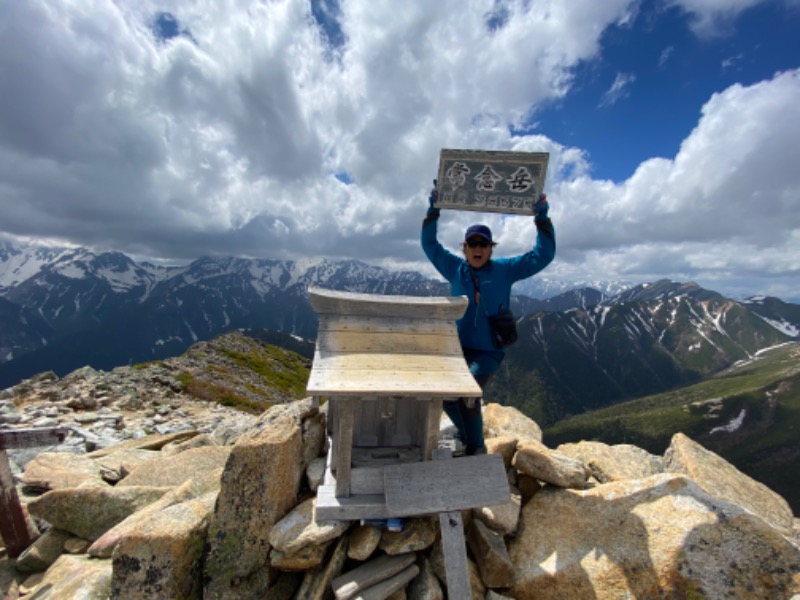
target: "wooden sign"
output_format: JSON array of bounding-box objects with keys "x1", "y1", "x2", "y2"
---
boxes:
[{"x1": 436, "y1": 148, "x2": 549, "y2": 215}]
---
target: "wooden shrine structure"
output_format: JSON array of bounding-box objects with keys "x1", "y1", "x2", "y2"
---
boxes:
[{"x1": 306, "y1": 287, "x2": 510, "y2": 598}]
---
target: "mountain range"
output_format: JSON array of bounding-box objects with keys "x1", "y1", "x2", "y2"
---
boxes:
[{"x1": 1, "y1": 241, "x2": 798, "y2": 423}]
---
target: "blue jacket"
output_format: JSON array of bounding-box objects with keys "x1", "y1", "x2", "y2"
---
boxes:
[{"x1": 421, "y1": 216, "x2": 555, "y2": 352}]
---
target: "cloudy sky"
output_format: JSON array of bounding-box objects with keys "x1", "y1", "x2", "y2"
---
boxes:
[{"x1": 1, "y1": 0, "x2": 799, "y2": 301}]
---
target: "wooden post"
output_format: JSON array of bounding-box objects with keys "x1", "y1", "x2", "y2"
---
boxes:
[
  {"x1": 0, "y1": 428, "x2": 66, "y2": 558},
  {"x1": 432, "y1": 447, "x2": 471, "y2": 599},
  {"x1": 333, "y1": 397, "x2": 355, "y2": 498}
]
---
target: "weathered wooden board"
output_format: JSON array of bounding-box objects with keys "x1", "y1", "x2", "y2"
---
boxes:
[
  {"x1": 307, "y1": 367, "x2": 480, "y2": 397},
  {"x1": 332, "y1": 552, "x2": 417, "y2": 600},
  {"x1": 309, "y1": 286, "x2": 469, "y2": 320},
  {"x1": 334, "y1": 397, "x2": 355, "y2": 497},
  {"x1": 0, "y1": 427, "x2": 67, "y2": 450},
  {"x1": 315, "y1": 484, "x2": 392, "y2": 521},
  {"x1": 436, "y1": 148, "x2": 549, "y2": 215},
  {"x1": 315, "y1": 329, "x2": 463, "y2": 355},
  {"x1": 432, "y1": 447, "x2": 471, "y2": 599},
  {"x1": 313, "y1": 353, "x2": 467, "y2": 371},
  {"x1": 383, "y1": 454, "x2": 510, "y2": 514},
  {"x1": 318, "y1": 315, "x2": 459, "y2": 336}
]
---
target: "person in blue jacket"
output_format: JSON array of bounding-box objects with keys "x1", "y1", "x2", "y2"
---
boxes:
[{"x1": 421, "y1": 182, "x2": 555, "y2": 455}]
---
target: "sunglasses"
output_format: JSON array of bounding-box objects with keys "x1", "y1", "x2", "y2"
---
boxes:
[{"x1": 465, "y1": 239, "x2": 491, "y2": 248}]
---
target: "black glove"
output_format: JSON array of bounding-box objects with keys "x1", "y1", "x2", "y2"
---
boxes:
[
  {"x1": 533, "y1": 194, "x2": 549, "y2": 220},
  {"x1": 427, "y1": 179, "x2": 440, "y2": 219}
]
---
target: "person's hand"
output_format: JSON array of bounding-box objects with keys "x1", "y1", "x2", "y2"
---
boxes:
[
  {"x1": 533, "y1": 194, "x2": 549, "y2": 220},
  {"x1": 427, "y1": 179, "x2": 440, "y2": 218}
]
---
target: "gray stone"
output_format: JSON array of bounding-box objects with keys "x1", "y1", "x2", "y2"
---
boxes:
[
  {"x1": 347, "y1": 523, "x2": 382, "y2": 561},
  {"x1": 270, "y1": 541, "x2": 331, "y2": 571},
  {"x1": 294, "y1": 536, "x2": 348, "y2": 600},
  {"x1": 473, "y1": 485, "x2": 521, "y2": 536},
  {"x1": 306, "y1": 456, "x2": 326, "y2": 492},
  {"x1": 269, "y1": 497, "x2": 350, "y2": 554},
  {"x1": 556, "y1": 440, "x2": 664, "y2": 483},
  {"x1": 379, "y1": 517, "x2": 438, "y2": 555},
  {"x1": 466, "y1": 519, "x2": 515, "y2": 588},
  {"x1": 15, "y1": 528, "x2": 71, "y2": 574},
  {"x1": 407, "y1": 556, "x2": 443, "y2": 600},
  {"x1": 482, "y1": 403, "x2": 542, "y2": 443},
  {"x1": 512, "y1": 439, "x2": 589, "y2": 489}
]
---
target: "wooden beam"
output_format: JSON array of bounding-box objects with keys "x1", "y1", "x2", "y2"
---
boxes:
[
  {"x1": 334, "y1": 396, "x2": 355, "y2": 498},
  {"x1": 0, "y1": 427, "x2": 66, "y2": 557},
  {"x1": 422, "y1": 398, "x2": 444, "y2": 461},
  {"x1": 0, "y1": 450, "x2": 36, "y2": 557},
  {"x1": 0, "y1": 427, "x2": 67, "y2": 450},
  {"x1": 432, "y1": 448, "x2": 471, "y2": 600}
]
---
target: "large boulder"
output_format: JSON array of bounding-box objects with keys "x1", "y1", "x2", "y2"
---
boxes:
[
  {"x1": 508, "y1": 474, "x2": 800, "y2": 599},
  {"x1": 556, "y1": 440, "x2": 664, "y2": 483},
  {"x1": 88, "y1": 469, "x2": 223, "y2": 558},
  {"x1": 116, "y1": 445, "x2": 231, "y2": 487},
  {"x1": 268, "y1": 498, "x2": 350, "y2": 555},
  {"x1": 24, "y1": 554, "x2": 112, "y2": 599},
  {"x1": 203, "y1": 404, "x2": 310, "y2": 599},
  {"x1": 483, "y1": 403, "x2": 542, "y2": 443},
  {"x1": 664, "y1": 432, "x2": 795, "y2": 535},
  {"x1": 110, "y1": 492, "x2": 217, "y2": 600},
  {"x1": 21, "y1": 452, "x2": 107, "y2": 492},
  {"x1": 26, "y1": 486, "x2": 172, "y2": 541}
]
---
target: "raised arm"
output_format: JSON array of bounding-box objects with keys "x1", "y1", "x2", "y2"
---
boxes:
[
  {"x1": 504, "y1": 194, "x2": 556, "y2": 282},
  {"x1": 420, "y1": 180, "x2": 462, "y2": 281}
]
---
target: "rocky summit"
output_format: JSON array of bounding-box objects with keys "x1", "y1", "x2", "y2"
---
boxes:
[{"x1": 1, "y1": 336, "x2": 799, "y2": 599}]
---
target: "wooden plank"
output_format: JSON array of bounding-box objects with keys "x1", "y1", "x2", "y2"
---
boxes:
[
  {"x1": 332, "y1": 552, "x2": 417, "y2": 600},
  {"x1": 334, "y1": 397, "x2": 355, "y2": 498},
  {"x1": 350, "y1": 467, "x2": 385, "y2": 495},
  {"x1": 351, "y1": 447, "x2": 421, "y2": 468},
  {"x1": 438, "y1": 510, "x2": 470, "y2": 599},
  {"x1": 421, "y1": 399, "x2": 444, "y2": 461},
  {"x1": 315, "y1": 329, "x2": 463, "y2": 355},
  {"x1": 383, "y1": 454, "x2": 510, "y2": 514},
  {"x1": 349, "y1": 447, "x2": 423, "y2": 495},
  {"x1": 315, "y1": 484, "x2": 391, "y2": 521},
  {"x1": 432, "y1": 447, "x2": 471, "y2": 600},
  {"x1": 307, "y1": 369, "x2": 481, "y2": 397},
  {"x1": 0, "y1": 427, "x2": 67, "y2": 450},
  {"x1": 318, "y1": 315, "x2": 458, "y2": 336},
  {"x1": 0, "y1": 450, "x2": 37, "y2": 558},
  {"x1": 308, "y1": 287, "x2": 468, "y2": 321},
  {"x1": 353, "y1": 564, "x2": 420, "y2": 600},
  {"x1": 312, "y1": 352, "x2": 469, "y2": 373},
  {"x1": 353, "y1": 400, "x2": 380, "y2": 447}
]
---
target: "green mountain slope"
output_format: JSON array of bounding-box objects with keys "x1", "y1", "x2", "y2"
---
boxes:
[
  {"x1": 544, "y1": 342, "x2": 800, "y2": 512},
  {"x1": 488, "y1": 283, "x2": 794, "y2": 426}
]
